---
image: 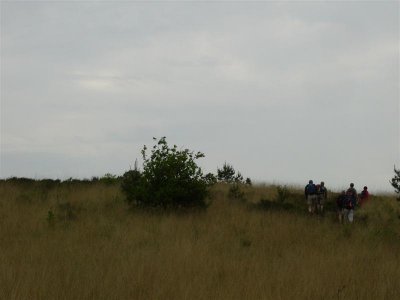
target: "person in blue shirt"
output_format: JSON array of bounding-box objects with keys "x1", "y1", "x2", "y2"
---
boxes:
[{"x1": 304, "y1": 180, "x2": 317, "y2": 214}]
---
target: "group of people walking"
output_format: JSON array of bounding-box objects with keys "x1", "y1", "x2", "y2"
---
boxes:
[
  {"x1": 304, "y1": 180, "x2": 327, "y2": 215},
  {"x1": 304, "y1": 180, "x2": 370, "y2": 223}
]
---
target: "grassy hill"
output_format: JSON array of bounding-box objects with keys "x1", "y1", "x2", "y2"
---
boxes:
[{"x1": 1, "y1": 180, "x2": 399, "y2": 299}]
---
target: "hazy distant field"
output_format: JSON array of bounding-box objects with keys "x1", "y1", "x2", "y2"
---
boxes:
[{"x1": 1, "y1": 181, "x2": 399, "y2": 299}]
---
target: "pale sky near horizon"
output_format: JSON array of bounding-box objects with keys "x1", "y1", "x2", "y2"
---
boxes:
[{"x1": 1, "y1": 1, "x2": 399, "y2": 192}]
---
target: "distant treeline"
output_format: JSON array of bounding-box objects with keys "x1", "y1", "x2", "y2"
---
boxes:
[{"x1": 0, "y1": 174, "x2": 122, "y2": 186}]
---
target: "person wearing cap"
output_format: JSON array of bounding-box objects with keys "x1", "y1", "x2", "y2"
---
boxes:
[
  {"x1": 343, "y1": 183, "x2": 358, "y2": 223},
  {"x1": 359, "y1": 186, "x2": 370, "y2": 207},
  {"x1": 316, "y1": 181, "x2": 328, "y2": 214},
  {"x1": 304, "y1": 180, "x2": 317, "y2": 214}
]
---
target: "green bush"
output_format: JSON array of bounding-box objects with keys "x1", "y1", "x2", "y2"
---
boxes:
[
  {"x1": 121, "y1": 137, "x2": 214, "y2": 209},
  {"x1": 217, "y1": 163, "x2": 249, "y2": 202},
  {"x1": 217, "y1": 163, "x2": 244, "y2": 183},
  {"x1": 217, "y1": 163, "x2": 236, "y2": 183},
  {"x1": 121, "y1": 169, "x2": 143, "y2": 204},
  {"x1": 100, "y1": 173, "x2": 119, "y2": 185}
]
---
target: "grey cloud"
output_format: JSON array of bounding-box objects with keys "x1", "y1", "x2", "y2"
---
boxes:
[{"x1": 1, "y1": 1, "x2": 398, "y2": 191}]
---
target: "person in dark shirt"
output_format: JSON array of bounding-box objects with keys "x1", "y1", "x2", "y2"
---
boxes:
[
  {"x1": 316, "y1": 181, "x2": 328, "y2": 214},
  {"x1": 359, "y1": 186, "x2": 370, "y2": 207},
  {"x1": 336, "y1": 190, "x2": 346, "y2": 223},
  {"x1": 305, "y1": 180, "x2": 317, "y2": 214},
  {"x1": 343, "y1": 183, "x2": 358, "y2": 223}
]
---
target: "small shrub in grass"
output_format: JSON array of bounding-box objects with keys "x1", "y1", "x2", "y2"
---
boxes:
[
  {"x1": 47, "y1": 209, "x2": 55, "y2": 227},
  {"x1": 245, "y1": 177, "x2": 252, "y2": 186},
  {"x1": 121, "y1": 137, "x2": 214, "y2": 209},
  {"x1": 229, "y1": 183, "x2": 246, "y2": 202},
  {"x1": 217, "y1": 163, "x2": 249, "y2": 202},
  {"x1": 276, "y1": 185, "x2": 290, "y2": 203}
]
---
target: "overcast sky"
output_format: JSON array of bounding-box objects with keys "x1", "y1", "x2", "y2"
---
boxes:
[{"x1": 1, "y1": 1, "x2": 399, "y2": 192}]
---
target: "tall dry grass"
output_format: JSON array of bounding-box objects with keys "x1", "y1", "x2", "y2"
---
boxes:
[{"x1": 1, "y1": 182, "x2": 399, "y2": 299}]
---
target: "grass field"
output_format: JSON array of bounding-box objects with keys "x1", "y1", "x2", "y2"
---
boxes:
[{"x1": 1, "y1": 181, "x2": 399, "y2": 299}]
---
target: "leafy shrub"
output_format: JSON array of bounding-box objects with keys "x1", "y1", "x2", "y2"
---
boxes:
[
  {"x1": 217, "y1": 163, "x2": 236, "y2": 183},
  {"x1": 121, "y1": 137, "x2": 214, "y2": 209},
  {"x1": 204, "y1": 173, "x2": 217, "y2": 186},
  {"x1": 217, "y1": 163, "x2": 244, "y2": 183}
]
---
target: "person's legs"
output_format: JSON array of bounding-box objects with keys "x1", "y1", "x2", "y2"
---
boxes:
[
  {"x1": 307, "y1": 196, "x2": 312, "y2": 213},
  {"x1": 307, "y1": 195, "x2": 316, "y2": 213},
  {"x1": 311, "y1": 195, "x2": 317, "y2": 213},
  {"x1": 348, "y1": 209, "x2": 354, "y2": 223},
  {"x1": 343, "y1": 209, "x2": 349, "y2": 223},
  {"x1": 319, "y1": 198, "x2": 324, "y2": 214},
  {"x1": 338, "y1": 208, "x2": 343, "y2": 223}
]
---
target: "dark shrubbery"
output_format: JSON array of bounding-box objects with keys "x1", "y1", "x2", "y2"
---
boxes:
[
  {"x1": 0, "y1": 176, "x2": 121, "y2": 189},
  {"x1": 258, "y1": 198, "x2": 295, "y2": 211},
  {"x1": 0, "y1": 177, "x2": 61, "y2": 189},
  {"x1": 276, "y1": 185, "x2": 290, "y2": 203},
  {"x1": 2, "y1": 177, "x2": 36, "y2": 185},
  {"x1": 121, "y1": 137, "x2": 214, "y2": 209},
  {"x1": 100, "y1": 173, "x2": 119, "y2": 185},
  {"x1": 217, "y1": 163, "x2": 243, "y2": 183},
  {"x1": 390, "y1": 166, "x2": 400, "y2": 201},
  {"x1": 121, "y1": 169, "x2": 143, "y2": 204}
]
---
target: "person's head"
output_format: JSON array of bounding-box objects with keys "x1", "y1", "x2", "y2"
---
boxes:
[
  {"x1": 316, "y1": 184, "x2": 320, "y2": 189},
  {"x1": 309, "y1": 180, "x2": 313, "y2": 184},
  {"x1": 364, "y1": 186, "x2": 368, "y2": 190},
  {"x1": 320, "y1": 181, "x2": 325, "y2": 186},
  {"x1": 350, "y1": 183, "x2": 354, "y2": 188},
  {"x1": 341, "y1": 190, "x2": 346, "y2": 195}
]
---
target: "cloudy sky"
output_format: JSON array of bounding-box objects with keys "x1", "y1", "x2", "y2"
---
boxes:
[{"x1": 1, "y1": 1, "x2": 399, "y2": 192}]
